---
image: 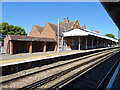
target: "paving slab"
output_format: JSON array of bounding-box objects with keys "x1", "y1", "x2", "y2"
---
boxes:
[
  {"x1": 0, "y1": 50, "x2": 85, "y2": 66},
  {"x1": 0, "y1": 47, "x2": 118, "y2": 66}
]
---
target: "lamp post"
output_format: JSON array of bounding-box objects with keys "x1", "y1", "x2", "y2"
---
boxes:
[
  {"x1": 57, "y1": 19, "x2": 60, "y2": 52},
  {"x1": 57, "y1": 17, "x2": 68, "y2": 52}
]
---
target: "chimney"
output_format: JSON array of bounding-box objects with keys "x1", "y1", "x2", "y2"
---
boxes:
[
  {"x1": 61, "y1": 19, "x2": 69, "y2": 22},
  {"x1": 80, "y1": 25, "x2": 86, "y2": 29},
  {"x1": 95, "y1": 31, "x2": 99, "y2": 33}
]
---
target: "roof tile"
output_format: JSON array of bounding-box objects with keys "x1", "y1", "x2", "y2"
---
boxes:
[
  {"x1": 34, "y1": 25, "x2": 44, "y2": 33},
  {"x1": 9, "y1": 35, "x2": 56, "y2": 42}
]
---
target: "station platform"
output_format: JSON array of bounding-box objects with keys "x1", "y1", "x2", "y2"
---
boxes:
[
  {"x1": 0, "y1": 47, "x2": 119, "y2": 67},
  {"x1": 0, "y1": 50, "x2": 85, "y2": 66},
  {"x1": 1, "y1": 47, "x2": 119, "y2": 76}
]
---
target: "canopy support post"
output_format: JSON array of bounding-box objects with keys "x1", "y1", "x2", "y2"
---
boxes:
[
  {"x1": 86, "y1": 36, "x2": 87, "y2": 49},
  {"x1": 78, "y1": 36, "x2": 81, "y2": 50}
]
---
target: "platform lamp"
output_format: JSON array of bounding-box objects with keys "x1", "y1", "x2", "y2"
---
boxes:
[{"x1": 57, "y1": 17, "x2": 68, "y2": 52}]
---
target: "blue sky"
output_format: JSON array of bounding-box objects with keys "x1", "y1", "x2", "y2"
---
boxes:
[{"x1": 2, "y1": 2, "x2": 118, "y2": 38}]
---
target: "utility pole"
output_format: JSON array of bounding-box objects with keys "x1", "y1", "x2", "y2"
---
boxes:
[
  {"x1": 57, "y1": 17, "x2": 68, "y2": 51},
  {"x1": 57, "y1": 19, "x2": 60, "y2": 52}
]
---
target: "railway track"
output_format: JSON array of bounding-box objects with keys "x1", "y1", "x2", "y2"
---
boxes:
[
  {"x1": 59, "y1": 50, "x2": 120, "y2": 89},
  {"x1": 1, "y1": 48, "x2": 120, "y2": 89},
  {"x1": 37, "y1": 49, "x2": 119, "y2": 89},
  {"x1": 1, "y1": 48, "x2": 116, "y2": 83}
]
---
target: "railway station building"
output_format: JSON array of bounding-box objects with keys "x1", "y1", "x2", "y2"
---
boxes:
[
  {"x1": 4, "y1": 19, "x2": 118, "y2": 54},
  {"x1": 62, "y1": 28, "x2": 117, "y2": 50}
]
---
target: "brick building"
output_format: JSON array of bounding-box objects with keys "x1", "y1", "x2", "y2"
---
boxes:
[
  {"x1": 4, "y1": 35, "x2": 56, "y2": 54},
  {"x1": 4, "y1": 19, "x2": 118, "y2": 54}
]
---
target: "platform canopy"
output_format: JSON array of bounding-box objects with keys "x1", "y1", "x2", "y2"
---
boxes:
[
  {"x1": 62, "y1": 28, "x2": 118, "y2": 42},
  {"x1": 62, "y1": 28, "x2": 89, "y2": 37}
]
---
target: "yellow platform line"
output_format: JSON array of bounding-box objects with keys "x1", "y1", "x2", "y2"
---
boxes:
[{"x1": 0, "y1": 50, "x2": 83, "y2": 63}]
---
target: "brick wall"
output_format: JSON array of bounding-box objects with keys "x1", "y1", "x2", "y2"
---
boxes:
[
  {"x1": 4, "y1": 36, "x2": 10, "y2": 54},
  {"x1": 40, "y1": 23, "x2": 57, "y2": 40},
  {"x1": 29, "y1": 26, "x2": 41, "y2": 37}
]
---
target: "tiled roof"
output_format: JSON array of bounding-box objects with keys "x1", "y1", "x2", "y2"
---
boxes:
[
  {"x1": 59, "y1": 21, "x2": 75, "y2": 31},
  {"x1": 34, "y1": 25, "x2": 44, "y2": 33},
  {"x1": 48, "y1": 23, "x2": 65, "y2": 35},
  {"x1": 48, "y1": 20, "x2": 76, "y2": 35},
  {"x1": 9, "y1": 35, "x2": 56, "y2": 42}
]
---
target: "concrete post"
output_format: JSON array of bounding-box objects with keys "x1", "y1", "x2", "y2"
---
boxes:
[
  {"x1": 54, "y1": 44, "x2": 57, "y2": 51},
  {"x1": 111, "y1": 41, "x2": 112, "y2": 47},
  {"x1": 102, "y1": 40, "x2": 104, "y2": 47},
  {"x1": 10, "y1": 41, "x2": 13, "y2": 55},
  {"x1": 29, "y1": 41, "x2": 32, "y2": 53},
  {"x1": 106, "y1": 41, "x2": 108, "y2": 47},
  {"x1": 104, "y1": 40, "x2": 106, "y2": 47},
  {"x1": 78, "y1": 36, "x2": 81, "y2": 50},
  {"x1": 106, "y1": 40, "x2": 107, "y2": 47},
  {"x1": 101, "y1": 39, "x2": 102, "y2": 47},
  {"x1": 62, "y1": 36, "x2": 64, "y2": 50},
  {"x1": 43, "y1": 41, "x2": 46, "y2": 52},
  {"x1": 108, "y1": 41, "x2": 110, "y2": 47},
  {"x1": 57, "y1": 19, "x2": 60, "y2": 52},
  {"x1": 112, "y1": 42, "x2": 114, "y2": 47},
  {"x1": 86, "y1": 37, "x2": 87, "y2": 49},
  {"x1": 92, "y1": 37, "x2": 94, "y2": 49},
  {"x1": 97, "y1": 38, "x2": 98, "y2": 48},
  {"x1": 103, "y1": 40, "x2": 104, "y2": 47}
]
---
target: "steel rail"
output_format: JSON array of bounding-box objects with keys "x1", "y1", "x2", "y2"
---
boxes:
[
  {"x1": 2, "y1": 49, "x2": 117, "y2": 84},
  {"x1": 47, "y1": 51, "x2": 119, "y2": 90},
  {"x1": 18, "y1": 50, "x2": 118, "y2": 90},
  {"x1": 96, "y1": 55, "x2": 120, "y2": 89}
]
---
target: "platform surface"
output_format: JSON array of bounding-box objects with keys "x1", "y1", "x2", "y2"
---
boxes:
[
  {"x1": 0, "y1": 47, "x2": 118, "y2": 67},
  {"x1": 0, "y1": 50, "x2": 85, "y2": 66}
]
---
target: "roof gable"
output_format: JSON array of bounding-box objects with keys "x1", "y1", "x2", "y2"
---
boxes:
[
  {"x1": 48, "y1": 23, "x2": 65, "y2": 35},
  {"x1": 59, "y1": 20, "x2": 75, "y2": 31},
  {"x1": 40, "y1": 23, "x2": 57, "y2": 40},
  {"x1": 34, "y1": 25, "x2": 44, "y2": 33},
  {"x1": 29, "y1": 25, "x2": 44, "y2": 37},
  {"x1": 47, "y1": 20, "x2": 79, "y2": 35},
  {"x1": 71, "y1": 20, "x2": 81, "y2": 29}
]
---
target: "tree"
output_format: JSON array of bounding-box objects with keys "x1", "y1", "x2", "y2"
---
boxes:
[
  {"x1": 0, "y1": 22, "x2": 27, "y2": 36},
  {"x1": 105, "y1": 34, "x2": 115, "y2": 39}
]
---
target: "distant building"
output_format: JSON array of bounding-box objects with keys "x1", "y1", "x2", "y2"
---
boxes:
[{"x1": 4, "y1": 19, "x2": 118, "y2": 54}]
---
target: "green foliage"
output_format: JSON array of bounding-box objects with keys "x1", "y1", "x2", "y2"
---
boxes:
[
  {"x1": 0, "y1": 37, "x2": 4, "y2": 41},
  {"x1": 105, "y1": 34, "x2": 115, "y2": 39},
  {"x1": 0, "y1": 22, "x2": 27, "y2": 36}
]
